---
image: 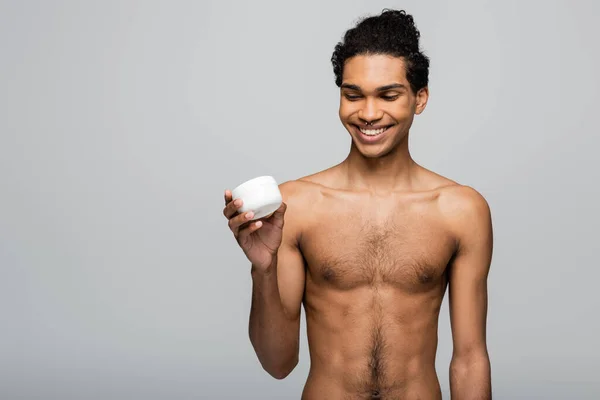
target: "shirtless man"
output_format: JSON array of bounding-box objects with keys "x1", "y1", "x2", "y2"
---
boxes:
[{"x1": 223, "y1": 9, "x2": 492, "y2": 400}]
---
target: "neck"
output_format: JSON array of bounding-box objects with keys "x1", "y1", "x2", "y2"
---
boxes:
[{"x1": 340, "y1": 135, "x2": 417, "y2": 194}]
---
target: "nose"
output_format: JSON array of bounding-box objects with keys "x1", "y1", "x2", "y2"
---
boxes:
[{"x1": 358, "y1": 97, "x2": 383, "y2": 124}]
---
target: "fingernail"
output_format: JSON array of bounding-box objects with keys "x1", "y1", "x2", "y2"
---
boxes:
[
  {"x1": 246, "y1": 212, "x2": 254, "y2": 219},
  {"x1": 234, "y1": 199, "x2": 242, "y2": 207}
]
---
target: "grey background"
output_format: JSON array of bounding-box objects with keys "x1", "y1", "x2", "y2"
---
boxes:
[{"x1": 1, "y1": 0, "x2": 599, "y2": 399}]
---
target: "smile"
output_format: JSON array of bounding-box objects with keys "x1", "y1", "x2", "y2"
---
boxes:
[
  {"x1": 359, "y1": 127, "x2": 389, "y2": 136},
  {"x1": 356, "y1": 125, "x2": 392, "y2": 136}
]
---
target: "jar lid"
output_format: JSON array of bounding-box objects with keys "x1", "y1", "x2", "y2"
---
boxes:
[{"x1": 232, "y1": 175, "x2": 277, "y2": 192}]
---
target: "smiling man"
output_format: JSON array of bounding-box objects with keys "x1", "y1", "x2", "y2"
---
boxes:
[{"x1": 223, "y1": 9, "x2": 493, "y2": 400}]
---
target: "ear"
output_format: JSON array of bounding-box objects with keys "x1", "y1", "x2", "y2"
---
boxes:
[{"x1": 414, "y1": 87, "x2": 429, "y2": 115}]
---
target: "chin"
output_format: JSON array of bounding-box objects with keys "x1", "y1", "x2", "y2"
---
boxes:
[{"x1": 353, "y1": 143, "x2": 388, "y2": 159}]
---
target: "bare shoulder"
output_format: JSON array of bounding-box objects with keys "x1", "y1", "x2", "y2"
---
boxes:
[
  {"x1": 438, "y1": 185, "x2": 491, "y2": 218},
  {"x1": 278, "y1": 167, "x2": 337, "y2": 203},
  {"x1": 437, "y1": 184, "x2": 493, "y2": 244},
  {"x1": 277, "y1": 175, "x2": 326, "y2": 232},
  {"x1": 414, "y1": 165, "x2": 490, "y2": 224},
  {"x1": 278, "y1": 177, "x2": 323, "y2": 206}
]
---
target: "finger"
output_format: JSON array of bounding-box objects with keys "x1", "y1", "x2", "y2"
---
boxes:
[
  {"x1": 274, "y1": 201, "x2": 286, "y2": 215},
  {"x1": 237, "y1": 220, "x2": 263, "y2": 246},
  {"x1": 269, "y1": 201, "x2": 287, "y2": 225},
  {"x1": 223, "y1": 197, "x2": 244, "y2": 219},
  {"x1": 224, "y1": 190, "x2": 232, "y2": 205},
  {"x1": 229, "y1": 210, "x2": 255, "y2": 234}
]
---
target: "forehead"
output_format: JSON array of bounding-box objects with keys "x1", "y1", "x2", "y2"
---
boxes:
[{"x1": 342, "y1": 54, "x2": 408, "y2": 87}]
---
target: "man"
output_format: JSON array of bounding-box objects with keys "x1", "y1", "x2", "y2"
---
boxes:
[{"x1": 223, "y1": 9, "x2": 493, "y2": 400}]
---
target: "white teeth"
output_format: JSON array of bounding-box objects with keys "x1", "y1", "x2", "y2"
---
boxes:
[{"x1": 359, "y1": 127, "x2": 387, "y2": 136}]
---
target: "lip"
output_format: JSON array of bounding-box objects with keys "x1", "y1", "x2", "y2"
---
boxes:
[
  {"x1": 356, "y1": 124, "x2": 390, "y2": 130},
  {"x1": 352, "y1": 124, "x2": 393, "y2": 144}
]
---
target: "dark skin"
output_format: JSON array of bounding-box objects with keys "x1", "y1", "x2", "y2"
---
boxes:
[{"x1": 224, "y1": 54, "x2": 492, "y2": 399}]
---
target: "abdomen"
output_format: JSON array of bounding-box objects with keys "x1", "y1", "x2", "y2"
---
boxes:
[{"x1": 301, "y1": 283, "x2": 445, "y2": 399}]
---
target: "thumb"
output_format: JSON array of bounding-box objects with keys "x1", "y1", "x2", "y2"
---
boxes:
[{"x1": 270, "y1": 201, "x2": 287, "y2": 226}]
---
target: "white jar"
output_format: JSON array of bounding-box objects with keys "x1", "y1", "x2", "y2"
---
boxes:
[{"x1": 231, "y1": 176, "x2": 282, "y2": 220}]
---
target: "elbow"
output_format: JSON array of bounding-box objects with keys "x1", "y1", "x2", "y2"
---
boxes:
[
  {"x1": 450, "y1": 349, "x2": 492, "y2": 399},
  {"x1": 450, "y1": 348, "x2": 490, "y2": 374},
  {"x1": 248, "y1": 331, "x2": 299, "y2": 379},
  {"x1": 264, "y1": 354, "x2": 299, "y2": 380}
]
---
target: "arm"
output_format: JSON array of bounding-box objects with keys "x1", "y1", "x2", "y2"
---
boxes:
[
  {"x1": 445, "y1": 187, "x2": 493, "y2": 399},
  {"x1": 249, "y1": 182, "x2": 305, "y2": 379}
]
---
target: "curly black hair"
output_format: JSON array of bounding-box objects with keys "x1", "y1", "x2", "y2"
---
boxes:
[{"x1": 331, "y1": 9, "x2": 429, "y2": 94}]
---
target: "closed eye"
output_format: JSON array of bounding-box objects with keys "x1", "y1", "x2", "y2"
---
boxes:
[
  {"x1": 344, "y1": 93, "x2": 362, "y2": 101},
  {"x1": 381, "y1": 94, "x2": 400, "y2": 101}
]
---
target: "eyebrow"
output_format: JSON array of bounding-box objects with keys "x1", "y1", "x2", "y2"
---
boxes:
[{"x1": 340, "y1": 83, "x2": 407, "y2": 92}]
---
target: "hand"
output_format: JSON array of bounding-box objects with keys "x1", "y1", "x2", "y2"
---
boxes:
[{"x1": 223, "y1": 189, "x2": 287, "y2": 271}]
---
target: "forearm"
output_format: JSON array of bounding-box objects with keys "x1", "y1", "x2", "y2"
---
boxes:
[
  {"x1": 249, "y1": 258, "x2": 299, "y2": 378},
  {"x1": 449, "y1": 352, "x2": 492, "y2": 400}
]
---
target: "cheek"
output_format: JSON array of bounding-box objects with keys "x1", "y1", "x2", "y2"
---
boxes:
[
  {"x1": 338, "y1": 102, "x2": 355, "y2": 121},
  {"x1": 387, "y1": 98, "x2": 414, "y2": 118}
]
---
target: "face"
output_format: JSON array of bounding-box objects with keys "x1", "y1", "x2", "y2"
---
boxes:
[{"x1": 339, "y1": 54, "x2": 428, "y2": 158}]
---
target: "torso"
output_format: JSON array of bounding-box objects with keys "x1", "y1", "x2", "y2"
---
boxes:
[{"x1": 294, "y1": 169, "x2": 459, "y2": 400}]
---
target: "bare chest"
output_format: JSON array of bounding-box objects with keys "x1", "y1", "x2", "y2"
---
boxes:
[{"x1": 299, "y1": 202, "x2": 456, "y2": 292}]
